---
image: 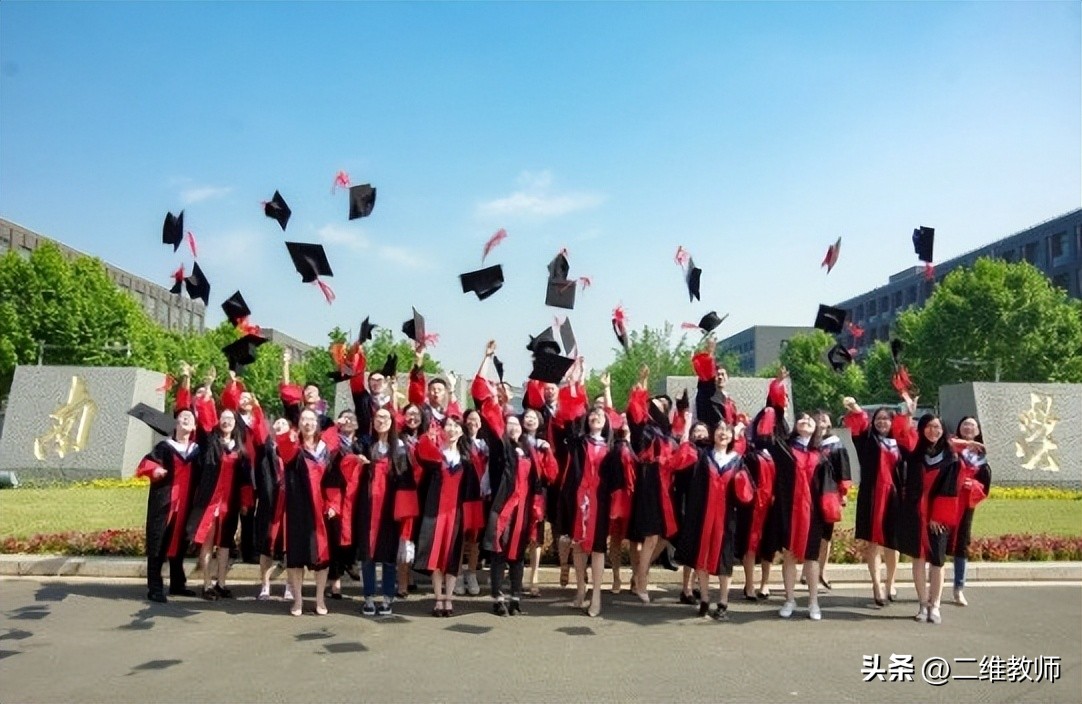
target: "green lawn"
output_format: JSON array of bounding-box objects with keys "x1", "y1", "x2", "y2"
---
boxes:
[{"x1": 0, "y1": 486, "x2": 1079, "y2": 540}]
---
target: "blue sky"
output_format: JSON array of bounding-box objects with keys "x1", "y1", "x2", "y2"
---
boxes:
[{"x1": 2, "y1": 1, "x2": 1079, "y2": 382}]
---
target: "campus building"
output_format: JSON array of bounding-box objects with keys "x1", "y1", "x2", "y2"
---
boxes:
[
  {"x1": 1, "y1": 217, "x2": 206, "y2": 333},
  {"x1": 719, "y1": 208, "x2": 1082, "y2": 370}
]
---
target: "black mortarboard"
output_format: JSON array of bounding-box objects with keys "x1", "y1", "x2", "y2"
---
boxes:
[
  {"x1": 285, "y1": 242, "x2": 334, "y2": 283},
  {"x1": 697, "y1": 311, "x2": 728, "y2": 334},
  {"x1": 265, "y1": 191, "x2": 291, "y2": 231},
  {"x1": 401, "y1": 307, "x2": 426, "y2": 343},
  {"x1": 379, "y1": 353, "x2": 398, "y2": 379},
  {"x1": 184, "y1": 262, "x2": 210, "y2": 306},
  {"x1": 222, "y1": 334, "x2": 268, "y2": 374},
  {"x1": 685, "y1": 257, "x2": 702, "y2": 302},
  {"x1": 558, "y1": 317, "x2": 577, "y2": 357},
  {"x1": 912, "y1": 226, "x2": 935, "y2": 263},
  {"x1": 890, "y1": 338, "x2": 904, "y2": 367},
  {"x1": 357, "y1": 316, "x2": 377, "y2": 345},
  {"x1": 813, "y1": 304, "x2": 847, "y2": 335},
  {"x1": 221, "y1": 291, "x2": 251, "y2": 327},
  {"x1": 529, "y1": 351, "x2": 575, "y2": 384},
  {"x1": 827, "y1": 344, "x2": 854, "y2": 372},
  {"x1": 459, "y1": 265, "x2": 505, "y2": 301},
  {"x1": 162, "y1": 211, "x2": 184, "y2": 252},
  {"x1": 493, "y1": 355, "x2": 505, "y2": 383},
  {"x1": 613, "y1": 320, "x2": 630, "y2": 351},
  {"x1": 545, "y1": 279, "x2": 576, "y2": 310},
  {"x1": 527, "y1": 327, "x2": 560, "y2": 356},
  {"x1": 547, "y1": 251, "x2": 570, "y2": 281},
  {"x1": 348, "y1": 184, "x2": 377, "y2": 220},
  {"x1": 676, "y1": 388, "x2": 690, "y2": 413},
  {"x1": 327, "y1": 367, "x2": 356, "y2": 383},
  {"x1": 128, "y1": 402, "x2": 175, "y2": 437}
]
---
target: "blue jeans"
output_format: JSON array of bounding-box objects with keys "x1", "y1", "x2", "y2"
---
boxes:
[
  {"x1": 362, "y1": 560, "x2": 397, "y2": 599},
  {"x1": 953, "y1": 556, "x2": 967, "y2": 588}
]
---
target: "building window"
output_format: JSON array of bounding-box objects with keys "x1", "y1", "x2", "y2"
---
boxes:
[
  {"x1": 854, "y1": 303, "x2": 864, "y2": 321},
  {"x1": 879, "y1": 296, "x2": 889, "y2": 313},
  {"x1": 867, "y1": 299, "x2": 876, "y2": 316},
  {"x1": 892, "y1": 290, "x2": 903, "y2": 308},
  {"x1": 1049, "y1": 231, "x2": 1070, "y2": 261},
  {"x1": 906, "y1": 286, "x2": 916, "y2": 305},
  {"x1": 1024, "y1": 241, "x2": 1039, "y2": 264}
]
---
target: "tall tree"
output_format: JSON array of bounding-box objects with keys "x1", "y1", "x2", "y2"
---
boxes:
[
  {"x1": 860, "y1": 340, "x2": 899, "y2": 405},
  {"x1": 894, "y1": 258, "x2": 1082, "y2": 405},
  {"x1": 584, "y1": 323, "x2": 696, "y2": 409},
  {"x1": 760, "y1": 330, "x2": 867, "y2": 416}
]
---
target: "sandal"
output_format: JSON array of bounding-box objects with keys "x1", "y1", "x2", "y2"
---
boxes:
[{"x1": 432, "y1": 600, "x2": 444, "y2": 617}]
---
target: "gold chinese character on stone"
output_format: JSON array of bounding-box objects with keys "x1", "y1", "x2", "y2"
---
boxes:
[
  {"x1": 33, "y1": 376, "x2": 98, "y2": 460},
  {"x1": 1014, "y1": 392, "x2": 1060, "y2": 472}
]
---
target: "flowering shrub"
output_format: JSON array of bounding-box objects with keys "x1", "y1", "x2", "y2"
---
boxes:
[
  {"x1": 828, "y1": 529, "x2": 1082, "y2": 563},
  {"x1": 1, "y1": 528, "x2": 145, "y2": 556},
  {"x1": 988, "y1": 487, "x2": 1082, "y2": 501},
  {"x1": 72, "y1": 477, "x2": 150, "y2": 489}
]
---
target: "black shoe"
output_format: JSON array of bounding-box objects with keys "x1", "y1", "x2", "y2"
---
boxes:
[
  {"x1": 493, "y1": 601, "x2": 508, "y2": 617},
  {"x1": 508, "y1": 599, "x2": 524, "y2": 616},
  {"x1": 396, "y1": 591, "x2": 409, "y2": 599},
  {"x1": 698, "y1": 601, "x2": 710, "y2": 617},
  {"x1": 147, "y1": 591, "x2": 168, "y2": 604},
  {"x1": 347, "y1": 567, "x2": 361, "y2": 581},
  {"x1": 658, "y1": 547, "x2": 679, "y2": 572},
  {"x1": 213, "y1": 584, "x2": 233, "y2": 599},
  {"x1": 408, "y1": 583, "x2": 419, "y2": 593},
  {"x1": 692, "y1": 588, "x2": 701, "y2": 601},
  {"x1": 679, "y1": 592, "x2": 696, "y2": 605},
  {"x1": 711, "y1": 604, "x2": 729, "y2": 621},
  {"x1": 800, "y1": 576, "x2": 807, "y2": 586},
  {"x1": 201, "y1": 587, "x2": 219, "y2": 601},
  {"x1": 169, "y1": 587, "x2": 197, "y2": 597},
  {"x1": 756, "y1": 590, "x2": 771, "y2": 601},
  {"x1": 329, "y1": 591, "x2": 343, "y2": 600},
  {"x1": 819, "y1": 577, "x2": 832, "y2": 591},
  {"x1": 743, "y1": 589, "x2": 758, "y2": 602}
]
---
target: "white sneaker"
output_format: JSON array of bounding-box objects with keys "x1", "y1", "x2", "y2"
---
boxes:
[
  {"x1": 778, "y1": 599, "x2": 796, "y2": 619},
  {"x1": 914, "y1": 603, "x2": 928, "y2": 622},
  {"x1": 808, "y1": 603, "x2": 822, "y2": 621},
  {"x1": 282, "y1": 585, "x2": 294, "y2": 602},
  {"x1": 928, "y1": 606, "x2": 942, "y2": 625},
  {"x1": 465, "y1": 570, "x2": 481, "y2": 596},
  {"x1": 953, "y1": 588, "x2": 968, "y2": 607},
  {"x1": 453, "y1": 576, "x2": 466, "y2": 596}
]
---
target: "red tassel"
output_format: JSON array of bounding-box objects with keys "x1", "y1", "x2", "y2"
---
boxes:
[
  {"x1": 680, "y1": 321, "x2": 700, "y2": 330},
  {"x1": 577, "y1": 276, "x2": 592, "y2": 290},
  {"x1": 422, "y1": 332, "x2": 440, "y2": 348},
  {"x1": 612, "y1": 304, "x2": 626, "y2": 325},
  {"x1": 156, "y1": 374, "x2": 176, "y2": 394},
  {"x1": 329, "y1": 342, "x2": 346, "y2": 368},
  {"x1": 171, "y1": 264, "x2": 185, "y2": 282},
  {"x1": 236, "y1": 317, "x2": 261, "y2": 336},
  {"x1": 481, "y1": 228, "x2": 508, "y2": 262},
  {"x1": 315, "y1": 279, "x2": 336, "y2": 304},
  {"x1": 847, "y1": 321, "x2": 864, "y2": 339},
  {"x1": 186, "y1": 231, "x2": 198, "y2": 259},
  {"x1": 924, "y1": 263, "x2": 935, "y2": 281},
  {"x1": 332, "y1": 170, "x2": 351, "y2": 193},
  {"x1": 674, "y1": 246, "x2": 689, "y2": 267}
]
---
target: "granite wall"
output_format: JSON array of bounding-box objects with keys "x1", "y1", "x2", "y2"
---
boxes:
[{"x1": 0, "y1": 366, "x2": 167, "y2": 480}]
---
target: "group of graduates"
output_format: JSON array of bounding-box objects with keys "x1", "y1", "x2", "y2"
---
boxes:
[{"x1": 136, "y1": 336, "x2": 991, "y2": 625}]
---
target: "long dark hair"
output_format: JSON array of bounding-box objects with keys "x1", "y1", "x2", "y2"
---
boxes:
[
  {"x1": 206, "y1": 410, "x2": 248, "y2": 466},
  {"x1": 915, "y1": 413, "x2": 950, "y2": 458},
  {"x1": 788, "y1": 411, "x2": 823, "y2": 450},
  {"x1": 400, "y1": 403, "x2": 428, "y2": 438},
  {"x1": 955, "y1": 416, "x2": 984, "y2": 443},
  {"x1": 870, "y1": 407, "x2": 894, "y2": 439}
]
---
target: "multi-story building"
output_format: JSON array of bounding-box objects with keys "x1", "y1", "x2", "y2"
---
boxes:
[
  {"x1": 837, "y1": 208, "x2": 1082, "y2": 354},
  {"x1": 718, "y1": 325, "x2": 817, "y2": 375},
  {"x1": 261, "y1": 328, "x2": 315, "y2": 364},
  {"x1": 0, "y1": 217, "x2": 206, "y2": 333}
]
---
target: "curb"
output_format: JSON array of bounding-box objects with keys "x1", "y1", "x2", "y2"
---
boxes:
[{"x1": 1, "y1": 554, "x2": 1080, "y2": 583}]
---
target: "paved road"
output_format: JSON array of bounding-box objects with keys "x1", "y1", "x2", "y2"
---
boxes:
[{"x1": 1, "y1": 577, "x2": 1079, "y2": 703}]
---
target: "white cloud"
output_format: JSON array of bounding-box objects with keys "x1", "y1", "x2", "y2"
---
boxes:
[
  {"x1": 317, "y1": 223, "x2": 371, "y2": 251},
  {"x1": 378, "y1": 244, "x2": 429, "y2": 269},
  {"x1": 317, "y1": 223, "x2": 428, "y2": 269},
  {"x1": 476, "y1": 170, "x2": 604, "y2": 219},
  {"x1": 179, "y1": 185, "x2": 233, "y2": 205}
]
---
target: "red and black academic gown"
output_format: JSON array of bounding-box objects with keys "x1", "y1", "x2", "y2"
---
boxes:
[
  {"x1": 465, "y1": 436, "x2": 490, "y2": 540},
  {"x1": 186, "y1": 438, "x2": 252, "y2": 550},
  {"x1": 843, "y1": 410, "x2": 902, "y2": 548},
  {"x1": 413, "y1": 435, "x2": 483, "y2": 575},
  {"x1": 607, "y1": 440, "x2": 638, "y2": 536},
  {"x1": 896, "y1": 434, "x2": 967, "y2": 567},
  {"x1": 408, "y1": 366, "x2": 463, "y2": 428},
  {"x1": 692, "y1": 351, "x2": 739, "y2": 431},
  {"x1": 676, "y1": 449, "x2": 754, "y2": 575},
  {"x1": 818, "y1": 433, "x2": 852, "y2": 539},
  {"x1": 278, "y1": 383, "x2": 333, "y2": 432},
  {"x1": 275, "y1": 432, "x2": 332, "y2": 570},
  {"x1": 758, "y1": 410, "x2": 836, "y2": 562},
  {"x1": 321, "y1": 431, "x2": 363, "y2": 562},
  {"x1": 951, "y1": 449, "x2": 990, "y2": 559},
  {"x1": 356, "y1": 440, "x2": 419, "y2": 565},
  {"x1": 254, "y1": 440, "x2": 285, "y2": 559},
  {"x1": 483, "y1": 439, "x2": 558, "y2": 561},
  {"x1": 555, "y1": 432, "x2": 613, "y2": 554},
  {"x1": 136, "y1": 439, "x2": 201, "y2": 561},
  {"x1": 735, "y1": 448, "x2": 776, "y2": 561}
]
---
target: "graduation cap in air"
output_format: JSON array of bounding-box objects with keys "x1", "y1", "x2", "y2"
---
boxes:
[
  {"x1": 558, "y1": 317, "x2": 578, "y2": 358},
  {"x1": 379, "y1": 353, "x2": 398, "y2": 379},
  {"x1": 547, "y1": 251, "x2": 570, "y2": 281},
  {"x1": 264, "y1": 191, "x2": 291, "y2": 231},
  {"x1": 493, "y1": 355, "x2": 505, "y2": 383},
  {"x1": 162, "y1": 211, "x2": 184, "y2": 252},
  {"x1": 890, "y1": 338, "x2": 904, "y2": 367},
  {"x1": 529, "y1": 351, "x2": 575, "y2": 384},
  {"x1": 221, "y1": 334, "x2": 268, "y2": 374},
  {"x1": 357, "y1": 316, "x2": 377, "y2": 345},
  {"x1": 685, "y1": 257, "x2": 703, "y2": 302},
  {"x1": 459, "y1": 264, "x2": 504, "y2": 301},
  {"x1": 401, "y1": 307, "x2": 426, "y2": 344},
  {"x1": 527, "y1": 327, "x2": 560, "y2": 356},
  {"x1": 169, "y1": 265, "x2": 185, "y2": 295},
  {"x1": 128, "y1": 402, "x2": 175, "y2": 437},
  {"x1": 545, "y1": 279, "x2": 577, "y2": 310},
  {"x1": 285, "y1": 242, "x2": 334, "y2": 283},
  {"x1": 813, "y1": 304, "x2": 847, "y2": 335},
  {"x1": 327, "y1": 366, "x2": 356, "y2": 384},
  {"x1": 912, "y1": 226, "x2": 935, "y2": 263},
  {"x1": 821, "y1": 237, "x2": 842, "y2": 274},
  {"x1": 827, "y1": 343, "x2": 854, "y2": 372},
  {"x1": 221, "y1": 291, "x2": 251, "y2": 327},
  {"x1": 348, "y1": 184, "x2": 377, "y2": 220},
  {"x1": 675, "y1": 388, "x2": 690, "y2": 413},
  {"x1": 184, "y1": 262, "x2": 210, "y2": 306},
  {"x1": 612, "y1": 305, "x2": 630, "y2": 351}
]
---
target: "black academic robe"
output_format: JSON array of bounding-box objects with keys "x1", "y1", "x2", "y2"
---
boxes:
[
  {"x1": 355, "y1": 439, "x2": 417, "y2": 565},
  {"x1": 951, "y1": 450, "x2": 991, "y2": 559},
  {"x1": 186, "y1": 436, "x2": 251, "y2": 550},
  {"x1": 734, "y1": 448, "x2": 776, "y2": 561},
  {"x1": 896, "y1": 448, "x2": 964, "y2": 567},
  {"x1": 626, "y1": 430, "x2": 698, "y2": 543},
  {"x1": 843, "y1": 411, "x2": 903, "y2": 549},
  {"x1": 135, "y1": 439, "x2": 201, "y2": 560},
  {"x1": 760, "y1": 435, "x2": 836, "y2": 563},
  {"x1": 276, "y1": 433, "x2": 332, "y2": 570},
  {"x1": 253, "y1": 436, "x2": 284, "y2": 559},
  {"x1": 413, "y1": 436, "x2": 482, "y2": 575},
  {"x1": 483, "y1": 438, "x2": 555, "y2": 560},
  {"x1": 676, "y1": 449, "x2": 754, "y2": 575}
]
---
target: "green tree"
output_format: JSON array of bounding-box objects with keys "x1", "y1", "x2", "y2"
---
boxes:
[
  {"x1": 861, "y1": 341, "x2": 899, "y2": 405},
  {"x1": 769, "y1": 330, "x2": 867, "y2": 416},
  {"x1": 895, "y1": 258, "x2": 1082, "y2": 405},
  {"x1": 584, "y1": 323, "x2": 696, "y2": 409}
]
